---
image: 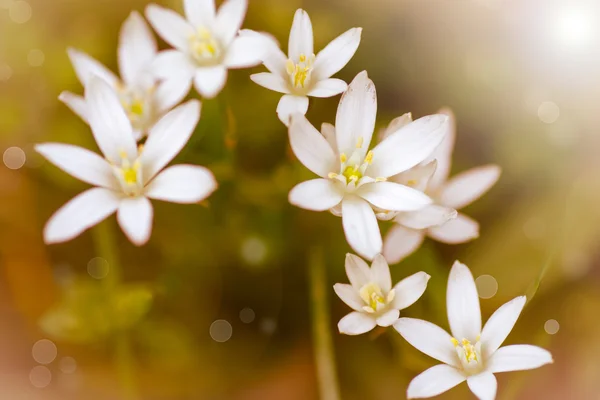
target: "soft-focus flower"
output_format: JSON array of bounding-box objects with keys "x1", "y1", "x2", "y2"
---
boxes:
[
  {"x1": 382, "y1": 110, "x2": 501, "y2": 264},
  {"x1": 146, "y1": 0, "x2": 269, "y2": 99},
  {"x1": 37, "y1": 78, "x2": 217, "y2": 246},
  {"x1": 394, "y1": 261, "x2": 553, "y2": 400},
  {"x1": 288, "y1": 71, "x2": 448, "y2": 260},
  {"x1": 251, "y1": 8, "x2": 361, "y2": 125},
  {"x1": 335, "y1": 253, "x2": 430, "y2": 335},
  {"x1": 60, "y1": 12, "x2": 188, "y2": 140}
]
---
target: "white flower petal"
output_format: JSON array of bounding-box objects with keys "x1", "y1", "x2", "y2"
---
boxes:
[
  {"x1": 392, "y1": 272, "x2": 431, "y2": 310},
  {"x1": 338, "y1": 311, "x2": 377, "y2": 335},
  {"x1": 487, "y1": 345, "x2": 553, "y2": 373},
  {"x1": 288, "y1": 113, "x2": 337, "y2": 177},
  {"x1": 335, "y1": 71, "x2": 376, "y2": 158},
  {"x1": 145, "y1": 165, "x2": 217, "y2": 203},
  {"x1": 194, "y1": 66, "x2": 227, "y2": 98},
  {"x1": 250, "y1": 31, "x2": 287, "y2": 76},
  {"x1": 341, "y1": 195, "x2": 382, "y2": 261},
  {"x1": 288, "y1": 179, "x2": 344, "y2": 211},
  {"x1": 427, "y1": 213, "x2": 479, "y2": 244},
  {"x1": 427, "y1": 107, "x2": 456, "y2": 191},
  {"x1": 370, "y1": 254, "x2": 392, "y2": 293},
  {"x1": 119, "y1": 11, "x2": 158, "y2": 85},
  {"x1": 35, "y1": 143, "x2": 117, "y2": 189},
  {"x1": 392, "y1": 160, "x2": 437, "y2": 192},
  {"x1": 288, "y1": 9, "x2": 313, "y2": 61},
  {"x1": 66, "y1": 48, "x2": 118, "y2": 86},
  {"x1": 467, "y1": 373, "x2": 497, "y2": 400},
  {"x1": 214, "y1": 0, "x2": 247, "y2": 46},
  {"x1": 277, "y1": 95, "x2": 309, "y2": 126},
  {"x1": 447, "y1": 261, "x2": 481, "y2": 342},
  {"x1": 407, "y1": 364, "x2": 466, "y2": 399},
  {"x1": 369, "y1": 114, "x2": 448, "y2": 178},
  {"x1": 154, "y1": 75, "x2": 193, "y2": 114},
  {"x1": 394, "y1": 318, "x2": 460, "y2": 367},
  {"x1": 313, "y1": 27, "x2": 362, "y2": 80},
  {"x1": 383, "y1": 225, "x2": 425, "y2": 264},
  {"x1": 44, "y1": 188, "x2": 120, "y2": 244},
  {"x1": 117, "y1": 196, "x2": 154, "y2": 246},
  {"x1": 321, "y1": 123, "x2": 337, "y2": 152},
  {"x1": 224, "y1": 34, "x2": 269, "y2": 69},
  {"x1": 333, "y1": 283, "x2": 363, "y2": 311},
  {"x1": 379, "y1": 112, "x2": 412, "y2": 142},
  {"x1": 307, "y1": 78, "x2": 347, "y2": 98},
  {"x1": 145, "y1": 4, "x2": 195, "y2": 51},
  {"x1": 356, "y1": 182, "x2": 432, "y2": 212},
  {"x1": 142, "y1": 100, "x2": 201, "y2": 180},
  {"x1": 184, "y1": 0, "x2": 216, "y2": 27},
  {"x1": 438, "y1": 165, "x2": 501, "y2": 209},
  {"x1": 58, "y1": 91, "x2": 89, "y2": 123},
  {"x1": 345, "y1": 253, "x2": 371, "y2": 290},
  {"x1": 376, "y1": 309, "x2": 400, "y2": 327},
  {"x1": 480, "y1": 296, "x2": 527, "y2": 359},
  {"x1": 85, "y1": 78, "x2": 136, "y2": 162},
  {"x1": 395, "y1": 204, "x2": 457, "y2": 230},
  {"x1": 250, "y1": 72, "x2": 290, "y2": 94},
  {"x1": 151, "y1": 50, "x2": 196, "y2": 80}
]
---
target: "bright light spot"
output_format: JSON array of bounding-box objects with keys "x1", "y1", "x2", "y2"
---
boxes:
[
  {"x1": 9, "y1": 0, "x2": 32, "y2": 24},
  {"x1": 239, "y1": 308, "x2": 255, "y2": 323},
  {"x1": 32, "y1": 339, "x2": 57, "y2": 365},
  {"x1": 87, "y1": 257, "x2": 109, "y2": 279},
  {"x1": 538, "y1": 101, "x2": 560, "y2": 124},
  {"x1": 241, "y1": 236, "x2": 268, "y2": 266},
  {"x1": 555, "y1": 9, "x2": 594, "y2": 49},
  {"x1": 544, "y1": 319, "x2": 560, "y2": 335},
  {"x1": 59, "y1": 357, "x2": 77, "y2": 374},
  {"x1": 209, "y1": 320, "x2": 232, "y2": 342},
  {"x1": 3, "y1": 147, "x2": 26, "y2": 170},
  {"x1": 0, "y1": 63, "x2": 12, "y2": 81},
  {"x1": 475, "y1": 275, "x2": 498, "y2": 299},
  {"x1": 259, "y1": 318, "x2": 277, "y2": 335},
  {"x1": 28, "y1": 49, "x2": 45, "y2": 67},
  {"x1": 29, "y1": 366, "x2": 52, "y2": 388}
]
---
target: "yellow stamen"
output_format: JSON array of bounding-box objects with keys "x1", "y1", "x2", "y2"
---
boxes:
[
  {"x1": 359, "y1": 282, "x2": 385, "y2": 311},
  {"x1": 340, "y1": 153, "x2": 347, "y2": 163},
  {"x1": 364, "y1": 150, "x2": 373, "y2": 164},
  {"x1": 356, "y1": 137, "x2": 364, "y2": 149},
  {"x1": 375, "y1": 177, "x2": 387, "y2": 182},
  {"x1": 328, "y1": 172, "x2": 338, "y2": 179}
]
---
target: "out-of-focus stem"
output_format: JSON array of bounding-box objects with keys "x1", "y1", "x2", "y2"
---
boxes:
[
  {"x1": 309, "y1": 247, "x2": 341, "y2": 400},
  {"x1": 92, "y1": 221, "x2": 139, "y2": 400}
]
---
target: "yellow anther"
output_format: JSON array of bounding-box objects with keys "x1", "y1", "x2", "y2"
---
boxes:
[
  {"x1": 299, "y1": 54, "x2": 306, "y2": 62},
  {"x1": 343, "y1": 165, "x2": 362, "y2": 183},
  {"x1": 340, "y1": 153, "x2": 347, "y2": 163},
  {"x1": 122, "y1": 166, "x2": 138, "y2": 184},
  {"x1": 119, "y1": 150, "x2": 128, "y2": 160},
  {"x1": 359, "y1": 282, "x2": 385, "y2": 311},
  {"x1": 364, "y1": 150, "x2": 373, "y2": 164},
  {"x1": 356, "y1": 137, "x2": 364, "y2": 149},
  {"x1": 286, "y1": 60, "x2": 295, "y2": 75},
  {"x1": 129, "y1": 99, "x2": 144, "y2": 116},
  {"x1": 375, "y1": 177, "x2": 387, "y2": 182},
  {"x1": 451, "y1": 338, "x2": 459, "y2": 347},
  {"x1": 328, "y1": 172, "x2": 338, "y2": 179}
]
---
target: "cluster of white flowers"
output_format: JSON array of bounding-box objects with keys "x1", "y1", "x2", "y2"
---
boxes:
[{"x1": 36, "y1": 1, "x2": 553, "y2": 399}]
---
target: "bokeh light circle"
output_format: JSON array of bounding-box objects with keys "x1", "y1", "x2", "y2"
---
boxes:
[
  {"x1": 475, "y1": 275, "x2": 498, "y2": 299},
  {"x1": 9, "y1": 0, "x2": 32, "y2": 24},
  {"x1": 209, "y1": 320, "x2": 232, "y2": 342},
  {"x1": 29, "y1": 366, "x2": 52, "y2": 388},
  {"x1": 239, "y1": 308, "x2": 255, "y2": 323},
  {"x1": 59, "y1": 357, "x2": 77, "y2": 374},
  {"x1": 3, "y1": 147, "x2": 26, "y2": 170},
  {"x1": 538, "y1": 101, "x2": 560, "y2": 124},
  {"x1": 0, "y1": 63, "x2": 12, "y2": 81},
  {"x1": 544, "y1": 319, "x2": 560, "y2": 335},
  {"x1": 32, "y1": 339, "x2": 57, "y2": 365},
  {"x1": 241, "y1": 236, "x2": 268, "y2": 266},
  {"x1": 87, "y1": 257, "x2": 109, "y2": 279},
  {"x1": 28, "y1": 49, "x2": 45, "y2": 67}
]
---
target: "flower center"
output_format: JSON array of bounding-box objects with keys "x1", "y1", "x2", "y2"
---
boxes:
[
  {"x1": 111, "y1": 148, "x2": 144, "y2": 197},
  {"x1": 358, "y1": 282, "x2": 395, "y2": 313},
  {"x1": 451, "y1": 337, "x2": 483, "y2": 373},
  {"x1": 117, "y1": 85, "x2": 156, "y2": 132},
  {"x1": 189, "y1": 28, "x2": 222, "y2": 64},
  {"x1": 328, "y1": 137, "x2": 385, "y2": 187},
  {"x1": 286, "y1": 53, "x2": 315, "y2": 90}
]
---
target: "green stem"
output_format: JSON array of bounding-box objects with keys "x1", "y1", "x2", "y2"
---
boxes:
[
  {"x1": 92, "y1": 221, "x2": 139, "y2": 400},
  {"x1": 309, "y1": 247, "x2": 341, "y2": 400}
]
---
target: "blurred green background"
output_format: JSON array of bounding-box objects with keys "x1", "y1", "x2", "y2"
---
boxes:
[{"x1": 1, "y1": 0, "x2": 600, "y2": 398}]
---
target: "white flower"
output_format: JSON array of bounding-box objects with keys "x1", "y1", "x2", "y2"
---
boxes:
[
  {"x1": 37, "y1": 78, "x2": 217, "y2": 246},
  {"x1": 335, "y1": 253, "x2": 430, "y2": 335},
  {"x1": 60, "y1": 11, "x2": 189, "y2": 140},
  {"x1": 382, "y1": 110, "x2": 502, "y2": 264},
  {"x1": 394, "y1": 261, "x2": 553, "y2": 400},
  {"x1": 288, "y1": 71, "x2": 448, "y2": 260},
  {"x1": 146, "y1": 0, "x2": 269, "y2": 99},
  {"x1": 250, "y1": 8, "x2": 362, "y2": 125}
]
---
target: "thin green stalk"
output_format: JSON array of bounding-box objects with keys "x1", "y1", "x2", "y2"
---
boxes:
[
  {"x1": 309, "y1": 247, "x2": 341, "y2": 400},
  {"x1": 92, "y1": 221, "x2": 139, "y2": 400}
]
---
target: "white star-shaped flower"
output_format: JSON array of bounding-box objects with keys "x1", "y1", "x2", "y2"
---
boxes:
[
  {"x1": 37, "y1": 78, "x2": 217, "y2": 246},
  {"x1": 335, "y1": 253, "x2": 430, "y2": 335},
  {"x1": 382, "y1": 110, "x2": 501, "y2": 264},
  {"x1": 60, "y1": 11, "x2": 189, "y2": 140},
  {"x1": 394, "y1": 261, "x2": 553, "y2": 400},
  {"x1": 287, "y1": 71, "x2": 448, "y2": 260},
  {"x1": 251, "y1": 8, "x2": 362, "y2": 125},
  {"x1": 146, "y1": 0, "x2": 269, "y2": 99}
]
